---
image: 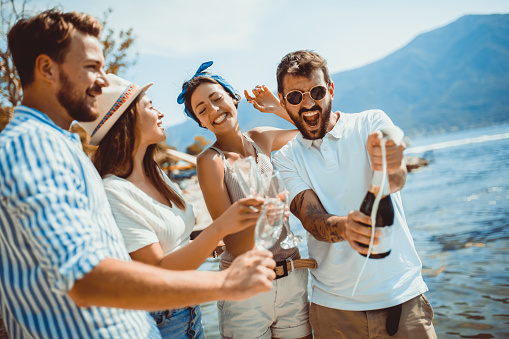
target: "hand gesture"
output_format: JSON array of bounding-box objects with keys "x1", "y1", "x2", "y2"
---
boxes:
[
  {"x1": 244, "y1": 85, "x2": 283, "y2": 114},
  {"x1": 344, "y1": 210, "x2": 381, "y2": 255},
  {"x1": 366, "y1": 131, "x2": 406, "y2": 174},
  {"x1": 221, "y1": 250, "x2": 276, "y2": 300},
  {"x1": 214, "y1": 197, "x2": 265, "y2": 237}
]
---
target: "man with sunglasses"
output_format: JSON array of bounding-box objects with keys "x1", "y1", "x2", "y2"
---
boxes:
[{"x1": 271, "y1": 50, "x2": 436, "y2": 338}]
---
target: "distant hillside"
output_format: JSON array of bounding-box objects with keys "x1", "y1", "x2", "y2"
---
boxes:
[
  {"x1": 166, "y1": 14, "x2": 509, "y2": 150},
  {"x1": 332, "y1": 14, "x2": 509, "y2": 136}
]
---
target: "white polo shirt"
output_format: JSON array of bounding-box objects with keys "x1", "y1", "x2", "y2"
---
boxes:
[{"x1": 273, "y1": 109, "x2": 428, "y2": 311}]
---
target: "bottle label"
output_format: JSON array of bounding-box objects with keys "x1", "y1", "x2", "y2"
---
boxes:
[{"x1": 370, "y1": 224, "x2": 394, "y2": 254}]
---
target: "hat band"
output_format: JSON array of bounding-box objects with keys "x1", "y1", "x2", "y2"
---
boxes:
[{"x1": 91, "y1": 83, "x2": 139, "y2": 138}]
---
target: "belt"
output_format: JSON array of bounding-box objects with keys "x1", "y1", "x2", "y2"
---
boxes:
[
  {"x1": 273, "y1": 258, "x2": 317, "y2": 279},
  {"x1": 151, "y1": 306, "x2": 197, "y2": 318},
  {"x1": 221, "y1": 257, "x2": 317, "y2": 280}
]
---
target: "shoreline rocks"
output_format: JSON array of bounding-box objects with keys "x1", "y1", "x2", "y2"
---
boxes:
[{"x1": 405, "y1": 156, "x2": 429, "y2": 173}]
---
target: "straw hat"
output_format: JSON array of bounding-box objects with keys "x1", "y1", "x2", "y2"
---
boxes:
[{"x1": 79, "y1": 74, "x2": 153, "y2": 145}]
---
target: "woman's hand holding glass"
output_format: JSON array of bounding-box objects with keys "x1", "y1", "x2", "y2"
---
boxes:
[{"x1": 214, "y1": 196, "x2": 265, "y2": 238}]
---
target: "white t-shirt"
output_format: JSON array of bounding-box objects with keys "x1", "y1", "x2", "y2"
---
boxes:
[
  {"x1": 103, "y1": 174, "x2": 195, "y2": 255},
  {"x1": 273, "y1": 109, "x2": 428, "y2": 311}
]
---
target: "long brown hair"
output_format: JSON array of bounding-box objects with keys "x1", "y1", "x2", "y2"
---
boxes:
[{"x1": 93, "y1": 96, "x2": 186, "y2": 210}]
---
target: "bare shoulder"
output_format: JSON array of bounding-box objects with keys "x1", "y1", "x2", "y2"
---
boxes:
[
  {"x1": 197, "y1": 148, "x2": 221, "y2": 165},
  {"x1": 196, "y1": 148, "x2": 217, "y2": 163},
  {"x1": 196, "y1": 148, "x2": 225, "y2": 184}
]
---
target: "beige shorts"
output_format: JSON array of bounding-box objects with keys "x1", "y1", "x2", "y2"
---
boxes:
[
  {"x1": 310, "y1": 294, "x2": 436, "y2": 339},
  {"x1": 218, "y1": 268, "x2": 312, "y2": 339}
]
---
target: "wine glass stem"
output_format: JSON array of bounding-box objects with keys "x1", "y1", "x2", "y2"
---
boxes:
[{"x1": 283, "y1": 219, "x2": 292, "y2": 237}]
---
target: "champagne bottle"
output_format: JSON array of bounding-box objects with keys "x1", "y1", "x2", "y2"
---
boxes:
[
  {"x1": 356, "y1": 170, "x2": 395, "y2": 258},
  {"x1": 355, "y1": 126, "x2": 404, "y2": 259},
  {"x1": 351, "y1": 126, "x2": 405, "y2": 298}
]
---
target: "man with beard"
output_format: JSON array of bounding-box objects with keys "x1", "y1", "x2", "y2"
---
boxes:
[
  {"x1": 271, "y1": 50, "x2": 436, "y2": 338},
  {"x1": 0, "y1": 9, "x2": 276, "y2": 338}
]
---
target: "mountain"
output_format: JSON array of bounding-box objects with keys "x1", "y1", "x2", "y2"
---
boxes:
[
  {"x1": 332, "y1": 14, "x2": 509, "y2": 136},
  {"x1": 166, "y1": 14, "x2": 509, "y2": 151}
]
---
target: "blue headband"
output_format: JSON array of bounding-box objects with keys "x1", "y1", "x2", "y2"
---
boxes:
[{"x1": 177, "y1": 61, "x2": 237, "y2": 124}]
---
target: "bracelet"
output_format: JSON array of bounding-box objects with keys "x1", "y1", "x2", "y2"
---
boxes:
[{"x1": 212, "y1": 250, "x2": 218, "y2": 258}]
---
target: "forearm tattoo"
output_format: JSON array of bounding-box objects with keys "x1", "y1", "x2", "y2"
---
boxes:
[{"x1": 291, "y1": 191, "x2": 344, "y2": 243}]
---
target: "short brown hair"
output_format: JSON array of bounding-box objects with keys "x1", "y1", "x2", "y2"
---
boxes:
[
  {"x1": 7, "y1": 9, "x2": 102, "y2": 87},
  {"x1": 276, "y1": 50, "x2": 331, "y2": 94}
]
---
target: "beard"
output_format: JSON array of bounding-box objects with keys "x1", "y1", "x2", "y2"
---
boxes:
[
  {"x1": 57, "y1": 70, "x2": 101, "y2": 123},
  {"x1": 291, "y1": 100, "x2": 333, "y2": 140}
]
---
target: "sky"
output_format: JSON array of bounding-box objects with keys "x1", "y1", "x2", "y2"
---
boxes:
[{"x1": 24, "y1": 0, "x2": 509, "y2": 127}]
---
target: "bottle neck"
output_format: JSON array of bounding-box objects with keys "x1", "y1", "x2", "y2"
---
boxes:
[{"x1": 369, "y1": 170, "x2": 389, "y2": 196}]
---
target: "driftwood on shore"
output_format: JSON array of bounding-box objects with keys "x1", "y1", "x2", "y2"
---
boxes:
[{"x1": 405, "y1": 156, "x2": 429, "y2": 172}]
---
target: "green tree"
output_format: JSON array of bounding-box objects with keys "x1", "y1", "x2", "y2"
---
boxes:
[
  {"x1": 0, "y1": 0, "x2": 24, "y2": 108},
  {"x1": 100, "y1": 8, "x2": 137, "y2": 75}
]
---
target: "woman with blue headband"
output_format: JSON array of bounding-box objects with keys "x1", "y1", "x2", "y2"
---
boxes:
[{"x1": 178, "y1": 61, "x2": 313, "y2": 339}]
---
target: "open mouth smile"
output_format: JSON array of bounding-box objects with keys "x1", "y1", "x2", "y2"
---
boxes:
[
  {"x1": 213, "y1": 113, "x2": 228, "y2": 125},
  {"x1": 302, "y1": 111, "x2": 320, "y2": 128}
]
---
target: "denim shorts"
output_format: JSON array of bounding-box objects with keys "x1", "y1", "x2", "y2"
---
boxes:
[{"x1": 150, "y1": 306, "x2": 206, "y2": 339}]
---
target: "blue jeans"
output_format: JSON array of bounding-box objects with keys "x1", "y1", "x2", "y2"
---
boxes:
[{"x1": 150, "y1": 306, "x2": 206, "y2": 339}]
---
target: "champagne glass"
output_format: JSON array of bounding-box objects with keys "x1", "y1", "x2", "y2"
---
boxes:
[
  {"x1": 262, "y1": 171, "x2": 303, "y2": 249},
  {"x1": 254, "y1": 198, "x2": 285, "y2": 250},
  {"x1": 234, "y1": 156, "x2": 263, "y2": 198},
  {"x1": 234, "y1": 157, "x2": 284, "y2": 249}
]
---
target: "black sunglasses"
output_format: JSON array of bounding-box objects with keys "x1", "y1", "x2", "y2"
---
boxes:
[{"x1": 284, "y1": 85, "x2": 328, "y2": 105}]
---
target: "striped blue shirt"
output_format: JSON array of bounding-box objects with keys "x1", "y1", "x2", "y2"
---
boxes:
[{"x1": 0, "y1": 106, "x2": 161, "y2": 338}]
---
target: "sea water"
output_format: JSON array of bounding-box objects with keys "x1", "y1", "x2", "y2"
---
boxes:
[{"x1": 198, "y1": 123, "x2": 509, "y2": 339}]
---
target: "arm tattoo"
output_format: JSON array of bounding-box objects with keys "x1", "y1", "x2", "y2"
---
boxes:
[
  {"x1": 307, "y1": 202, "x2": 344, "y2": 242},
  {"x1": 323, "y1": 219, "x2": 345, "y2": 242},
  {"x1": 291, "y1": 190, "x2": 344, "y2": 243},
  {"x1": 290, "y1": 191, "x2": 306, "y2": 217}
]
